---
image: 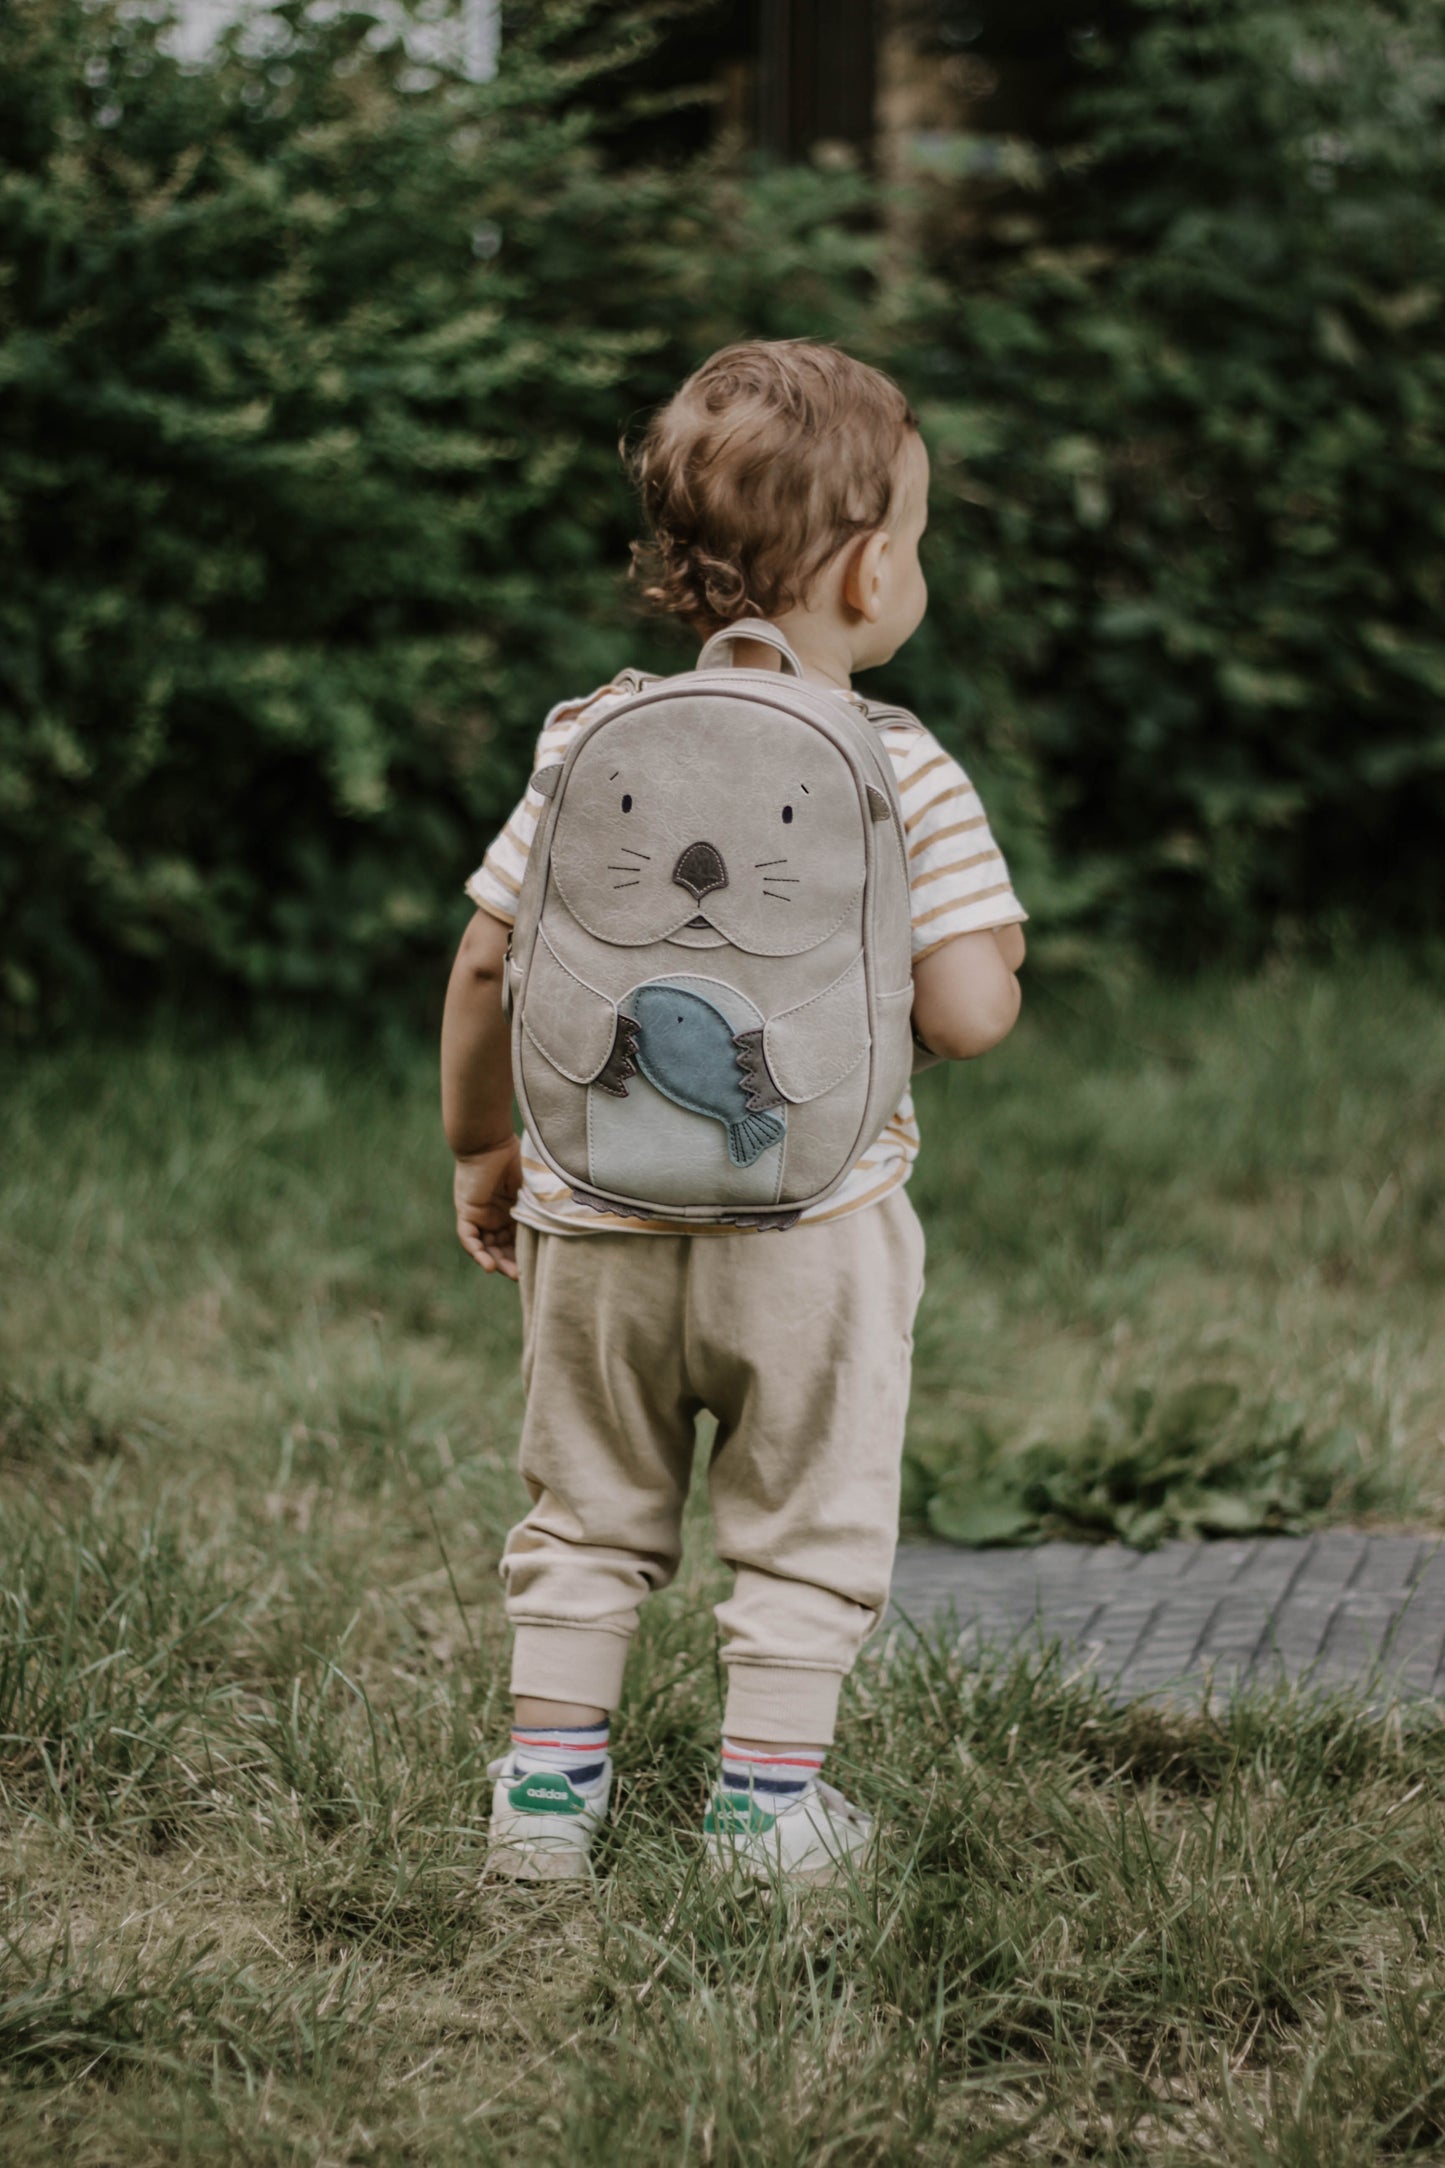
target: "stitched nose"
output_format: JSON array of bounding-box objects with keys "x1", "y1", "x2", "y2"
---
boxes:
[{"x1": 672, "y1": 841, "x2": 728, "y2": 900}]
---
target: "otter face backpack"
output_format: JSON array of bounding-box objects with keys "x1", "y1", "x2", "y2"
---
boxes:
[{"x1": 505, "y1": 620, "x2": 918, "y2": 1229}]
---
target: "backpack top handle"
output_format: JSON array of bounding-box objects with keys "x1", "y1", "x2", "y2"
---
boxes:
[{"x1": 696, "y1": 619, "x2": 806, "y2": 679}]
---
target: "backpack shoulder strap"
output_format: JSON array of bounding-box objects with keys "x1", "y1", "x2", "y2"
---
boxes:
[
  {"x1": 611, "y1": 666, "x2": 664, "y2": 697},
  {"x1": 853, "y1": 694, "x2": 924, "y2": 732}
]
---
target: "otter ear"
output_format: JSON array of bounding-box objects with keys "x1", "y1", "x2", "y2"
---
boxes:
[
  {"x1": 865, "y1": 785, "x2": 890, "y2": 823},
  {"x1": 531, "y1": 765, "x2": 563, "y2": 800}
]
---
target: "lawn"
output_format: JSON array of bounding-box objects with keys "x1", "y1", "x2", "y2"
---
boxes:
[{"x1": 2, "y1": 956, "x2": 1444, "y2": 2162}]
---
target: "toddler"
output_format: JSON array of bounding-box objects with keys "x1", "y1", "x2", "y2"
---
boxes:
[{"x1": 441, "y1": 340, "x2": 1026, "y2": 1884}]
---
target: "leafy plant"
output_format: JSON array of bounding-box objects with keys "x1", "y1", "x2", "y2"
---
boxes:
[
  {"x1": 0, "y1": 0, "x2": 871, "y2": 1030},
  {"x1": 918, "y1": 1379, "x2": 1384, "y2": 1548},
  {"x1": 4, "y1": 0, "x2": 1444, "y2": 1030},
  {"x1": 892, "y1": 0, "x2": 1445, "y2": 961}
]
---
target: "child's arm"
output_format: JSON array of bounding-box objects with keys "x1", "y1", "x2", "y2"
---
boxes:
[
  {"x1": 911, "y1": 928, "x2": 1022, "y2": 1061},
  {"x1": 441, "y1": 908, "x2": 522, "y2": 1281},
  {"x1": 993, "y1": 922, "x2": 1026, "y2": 974}
]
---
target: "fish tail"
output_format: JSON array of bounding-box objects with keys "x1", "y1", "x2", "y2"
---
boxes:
[{"x1": 726, "y1": 1109, "x2": 785, "y2": 1168}]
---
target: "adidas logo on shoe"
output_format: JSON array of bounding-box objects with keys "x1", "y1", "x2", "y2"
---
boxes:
[
  {"x1": 487, "y1": 1754, "x2": 613, "y2": 1880},
  {"x1": 703, "y1": 1777, "x2": 873, "y2": 1887},
  {"x1": 703, "y1": 1792, "x2": 779, "y2": 1837},
  {"x1": 508, "y1": 1771, "x2": 587, "y2": 1815}
]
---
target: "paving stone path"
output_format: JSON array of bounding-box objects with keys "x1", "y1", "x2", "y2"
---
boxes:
[{"x1": 889, "y1": 1531, "x2": 1445, "y2": 1709}]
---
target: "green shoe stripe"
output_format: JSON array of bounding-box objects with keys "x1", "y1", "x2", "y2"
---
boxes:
[
  {"x1": 509, "y1": 1771, "x2": 588, "y2": 1816},
  {"x1": 704, "y1": 1792, "x2": 779, "y2": 1836}
]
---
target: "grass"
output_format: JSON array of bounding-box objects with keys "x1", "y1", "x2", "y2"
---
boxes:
[{"x1": 1, "y1": 954, "x2": 1444, "y2": 2162}]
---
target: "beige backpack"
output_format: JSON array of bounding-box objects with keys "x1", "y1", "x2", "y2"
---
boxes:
[{"x1": 506, "y1": 621, "x2": 918, "y2": 1228}]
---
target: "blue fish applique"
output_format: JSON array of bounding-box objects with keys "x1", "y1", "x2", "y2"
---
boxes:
[{"x1": 623, "y1": 983, "x2": 786, "y2": 1168}]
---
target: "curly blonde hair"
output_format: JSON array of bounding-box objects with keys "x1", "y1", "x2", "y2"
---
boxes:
[{"x1": 625, "y1": 341, "x2": 918, "y2": 636}]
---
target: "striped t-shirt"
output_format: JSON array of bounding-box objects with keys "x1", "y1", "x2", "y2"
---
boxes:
[{"x1": 466, "y1": 678, "x2": 1026, "y2": 1235}]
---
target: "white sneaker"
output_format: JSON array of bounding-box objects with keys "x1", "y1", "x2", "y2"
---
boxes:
[
  {"x1": 702, "y1": 1778, "x2": 873, "y2": 1886},
  {"x1": 485, "y1": 1755, "x2": 612, "y2": 1881}
]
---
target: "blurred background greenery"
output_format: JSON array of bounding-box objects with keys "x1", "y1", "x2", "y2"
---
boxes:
[{"x1": 4, "y1": 0, "x2": 1443, "y2": 1032}]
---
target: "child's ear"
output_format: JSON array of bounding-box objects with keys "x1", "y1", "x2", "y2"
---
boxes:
[{"x1": 842, "y1": 529, "x2": 889, "y2": 623}]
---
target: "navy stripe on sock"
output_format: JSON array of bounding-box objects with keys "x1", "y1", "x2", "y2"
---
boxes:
[
  {"x1": 518, "y1": 1758, "x2": 607, "y2": 1785},
  {"x1": 722, "y1": 1772, "x2": 808, "y2": 1797}
]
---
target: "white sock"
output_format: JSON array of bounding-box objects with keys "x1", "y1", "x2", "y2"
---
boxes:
[
  {"x1": 720, "y1": 1737, "x2": 825, "y2": 1806},
  {"x1": 510, "y1": 1718, "x2": 610, "y2": 1793}
]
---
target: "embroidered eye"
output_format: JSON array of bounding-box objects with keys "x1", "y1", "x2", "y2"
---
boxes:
[
  {"x1": 782, "y1": 804, "x2": 793, "y2": 824},
  {"x1": 621, "y1": 793, "x2": 633, "y2": 812}
]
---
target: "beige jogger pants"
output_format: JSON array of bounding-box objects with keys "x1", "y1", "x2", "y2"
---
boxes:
[{"x1": 502, "y1": 1186, "x2": 926, "y2": 1744}]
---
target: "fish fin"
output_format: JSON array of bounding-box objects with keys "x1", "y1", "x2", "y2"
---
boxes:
[
  {"x1": 733, "y1": 1027, "x2": 785, "y2": 1112},
  {"x1": 595, "y1": 1011, "x2": 640, "y2": 1098},
  {"x1": 725, "y1": 1109, "x2": 786, "y2": 1168}
]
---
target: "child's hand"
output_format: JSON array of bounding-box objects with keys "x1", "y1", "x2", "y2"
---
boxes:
[{"x1": 453, "y1": 1137, "x2": 523, "y2": 1281}]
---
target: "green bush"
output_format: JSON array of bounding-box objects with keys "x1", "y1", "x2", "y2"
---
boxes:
[
  {"x1": 891, "y1": 0, "x2": 1445, "y2": 959},
  {"x1": 0, "y1": 0, "x2": 870, "y2": 1028},
  {"x1": 3, "y1": 0, "x2": 1442, "y2": 1028}
]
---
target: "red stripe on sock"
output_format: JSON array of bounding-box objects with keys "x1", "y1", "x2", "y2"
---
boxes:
[{"x1": 513, "y1": 1735, "x2": 609, "y2": 1749}]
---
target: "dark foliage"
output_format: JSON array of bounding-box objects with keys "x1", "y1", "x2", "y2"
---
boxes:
[
  {"x1": 3, "y1": 0, "x2": 1442, "y2": 1026},
  {"x1": 0, "y1": 0, "x2": 867, "y2": 1028},
  {"x1": 891, "y1": 0, "x2": 1445, "y2": 957}
]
